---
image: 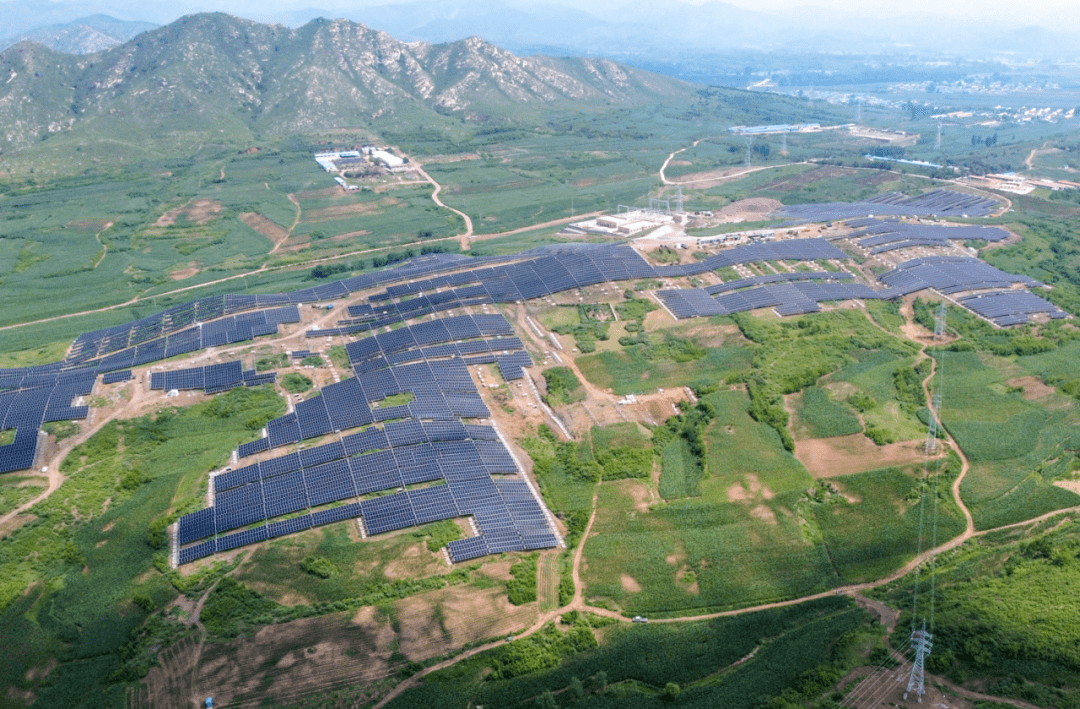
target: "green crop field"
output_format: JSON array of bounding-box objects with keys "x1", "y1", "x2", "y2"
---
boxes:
[
  {"x1": 792, "y1": 385, "x2": 864, "y2": 439},
  {"x1": 938, "y1": 350, "x2": 1080, "y2": 529},
  {"x1": 812, "y1": 465, "x2": 966, "y2": 583}
]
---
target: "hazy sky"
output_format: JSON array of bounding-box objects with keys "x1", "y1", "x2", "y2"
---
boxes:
[
  {"x1": 16, "y1": 0, "x2": 1080, "y2": 25},
  {"x1": 6, "y1": 0, "x2": 1078, "y2": 38}
]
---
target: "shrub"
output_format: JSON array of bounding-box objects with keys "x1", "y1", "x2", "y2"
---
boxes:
[{"x1": 300, "y1": 555, "x2": 335, "y2": 579}]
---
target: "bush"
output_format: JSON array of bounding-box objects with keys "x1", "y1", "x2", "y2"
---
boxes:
[
  {"x1": 300, "y1": 555, "x2": 335, "y2": 579},
  {"x1": 281, "y1": 373, "x2": 313, "y2": 394},
  {"x1": 507, "y1": 555, "x2": 538, "y2": 605}
]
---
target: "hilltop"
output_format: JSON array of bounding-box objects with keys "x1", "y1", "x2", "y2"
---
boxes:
[{"x1": 0, "y1": 12, "x2": 693, "y2": 156}]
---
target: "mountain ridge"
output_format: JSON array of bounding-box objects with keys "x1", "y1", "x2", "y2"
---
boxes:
[{"x1": 0, "y1": 12, "x2": 692, "y2": 155}]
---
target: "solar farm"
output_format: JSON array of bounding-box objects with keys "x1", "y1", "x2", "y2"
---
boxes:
[{"x1": 0, "y1": 188, "x2": 1068, "y2": 569}]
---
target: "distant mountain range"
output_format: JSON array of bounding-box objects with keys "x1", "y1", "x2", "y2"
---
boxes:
[
  {"x1": 0, "y1": 12, "x2": 693, "y2": 155},
  {"x1": 0, "y1": 14, "x2": 158, "y2": 54}
]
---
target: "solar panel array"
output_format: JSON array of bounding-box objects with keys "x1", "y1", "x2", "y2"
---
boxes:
[
  {"x1": 78, "y1": 306, "x2": 301, "y2": 374},
  {"x1": 176, "y1": 313, "x2": 554, "y2": 564},
  {"x1": 0, "y1": 369, "x2": 94, "y2": 473},
  {"x1": 659, "y1": 279, "x2": 898, "y2": 319},
  {"x1": 704, "y1": 271, "x2": 853, "y2": 295},
  {"x1": 653, "y1": 239, "x2": 847, "y2": 279},
  {"x1": 957, "y1": 290, "x2": 1069, "y2": 326},
  {"x1": 148, "y1": 361, "x2": 277, "y2": 394},
  {"x1": 101, "y1": 370, "x2": 132, "y2": 384},
  {"x1": 878, "y1": 256, "x2": 1042, "y2": 296},
  {"x1": 312, "y1": 245, "x2": 657, "y2": 337},
  {"x1": 779, "y1": 189, "x2": 1000, "y2": 222},
  {"x1": 850, "y1": 220, "x2": 1009, "y2": 254}
]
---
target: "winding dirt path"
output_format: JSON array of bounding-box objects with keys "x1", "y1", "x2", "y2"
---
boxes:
[
  {"x1": 408, "y1": 159, "x2": 473, "y2": 249},
  {"x1": 91, "y1": 221, "x2": 113, "y2": 269}
]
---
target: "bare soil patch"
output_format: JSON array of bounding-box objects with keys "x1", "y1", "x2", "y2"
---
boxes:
[
  {"x1": 727, "y1": 482, "x2": 749, "y2": 503},
  {"x1": 1054, "y1": 480, "x2": 1080, "y2": 495},
  {"x1": 168, "y1": 265, "x2": 200, "y2": 281},
  {"x1": 395, "y1": 585, "x2": 536, "y2": 662},
  {"x1": 304, "y1": 198, "x2": 399, "y2": 222},
  {"x1": 240, "y1": 213, "x2": 289, "y2": 246},
  {"x1": 1006, "y1": 375, "x2": 1055, "y2": 401},
  {"x1": 716, "y1": 197, "x2": 783, "y2": 220},
  {"x1": 155, "y1": 199, "x2": 223, "y2": 227},
  {"x1": 195, "y1": 611, "x2": 397, "y2": 708},
  {"x1": 620, "y1": 574, "x2": 643, "y2": 593},
  {"x1": 795, "y1": 434, "x2": 933, "y2": 478},
  {"x1": 750, "y1": 505, "x2": 778, "y2": 525}
]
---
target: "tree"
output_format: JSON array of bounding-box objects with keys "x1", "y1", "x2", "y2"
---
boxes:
[
  {"x1": 665, "y1": 682, "x2": 681, "y2": 700},
  {"x1": 537, "y1": 690, "x2": 558, "y2": 708},
  {"x1": 593, "y1": 670, "x2": 608, "y2": 692},
  {"x1": 570, "y1": 676, "x2": 584, "y2": 698}
]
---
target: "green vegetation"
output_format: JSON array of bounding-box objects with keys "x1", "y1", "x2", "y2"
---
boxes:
[
  {"x1": 939, "y1": 349, "x2": 1080, "y2": 529},
  {"x1": 385, "y1": 596, "x2": 869, "y2": 709},
  {"x1": 374, "y1": 391, "x2": 417, "y2": 408},
  {"x1": 0, "y1": 386, "x2": 284, "y2": 705},
  {"x1": 256, "y1": 352, "x2": 289, "y2": 371},
  {"x1": 281, "y1": 373, "x2": 314, "y2": 394},
  {"x1": 0, "y1": 475, "x2": 47, "y2": 516},
  {"x1": 300, "y1": 354, "x2": 324, "y2": 367},
  {"x1": 550, "y1": 306, "x2": 610, "y2": 353},
  {"x1": 507, "y1": 555, "x2": 539, "y2": 606},
  {"x1": 733, "y1": 310, "x2": 919, "y2": 451},
  {"x1": 578, "y1": 322, "x2": 751, "y2": 395},
  {"x1": 300, "y1": 555, "x2": 336, "y2": 579},
  {"x1": 424, "y1": 519, "x2": 464, "y2": 552},
  {"x1": 793, "y1": 386, "x2": 863, "y2": 439},
  {"x1": 328, "y1": 344, "x2": 351, "y2": 369},
  {"x1": 654, "y1": 402, "x2": 717, "y2": 498},
  {"x1": 543, "y1": 366, "x2": 586, "y2": 406},
  {"x1": 883, "y1": 520, "x2": 1080, "y2": 706},
  {"x1": 43, "y1": 420, "x2": 81, "y2": 441}
]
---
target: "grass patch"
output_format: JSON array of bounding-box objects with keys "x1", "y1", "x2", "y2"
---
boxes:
[
  {"x1": 659, "y1": 437, "x2": 700, "y2": 499},
  {"x1": 793, "y1": 386, "x2": 863, "y2": 439},
  {"x1": 281, "y1": 373, "x2": 313, "y2": 394},
  {"x1": 0, "y1": 429, "x2": 15, "y2": 447},
  {"x1": 373, "y1": 391, "x2": 416, "y2": 408},
  {"x1": 256, "y1": 352, "x2": 289, "y2": 371},
  {"x1": 542, "y1": 366, "x2": 585, "y2": 406},
  {"x1": 507, "y1": 554, "x2": 539, "y2": 606}
]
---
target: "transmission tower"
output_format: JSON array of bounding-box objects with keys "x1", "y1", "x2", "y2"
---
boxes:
[
  {"x1": 935, "y1": 123, "x2": 942, "y2": 150},
  {"x1": 924, "y1": 303, "x2": 946, "y2": 453},
  {"x1": 908, "y1": 301, "x2": 946, "y2": 702},
  {"x1": 855, "y1": 97, "x2": 862, "y2": 122},
  {"x1": 781, "y1": 132, "x2": 787, "y2": 154},
  {"x1": 904, "y1": 621, "x2": 933, "y2": 702},
  {"x1": 675, "y1": 185, "x2": 685, "y2": 213},
  {"x1": 745, "y1": 137, "x2": 753, "y2": 168}
]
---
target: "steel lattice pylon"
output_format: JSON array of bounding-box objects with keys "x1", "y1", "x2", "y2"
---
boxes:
[{"x1": 905, "y1": 621, "x2": 933, "y2": 701}]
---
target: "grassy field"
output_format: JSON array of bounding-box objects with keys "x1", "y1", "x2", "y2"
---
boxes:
[
  {"x1": 384, "y1": 596, "x2": 871, "y2": 709},
  {"x1": 938, "y1": 350, "x2": 1080, "y2": 529},
  {"x1": 576, "y1": 322, "x2": 752, "y2": 395},
  {"x1": 0, "y1": 386, "x2": 285, "y2": 707},
  {"x1": 792, "y1": 386, "x2": 864, "y2": 439},
  {"x1": 880, "y1": 519, "x2": 1080, "y2": 707},
  {"x1": 0, "y1": 474, "x2": 47, "y2": 516},
  {"x1": 812, "y1": 464, "x2": 966, "y2": 583}
]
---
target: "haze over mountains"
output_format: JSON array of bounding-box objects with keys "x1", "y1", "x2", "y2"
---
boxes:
[
  {"x1": 3, "y1": 0, "x2": 1080, "y2": 60},
  {"x1": 0, "y1": 13, "x2": 691, "y2": 154}
]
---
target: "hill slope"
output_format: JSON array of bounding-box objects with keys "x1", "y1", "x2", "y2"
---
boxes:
[
  {"x1": 0, "y1": 12, "x2": 693, "y2": 155},
  {"x1": 1, "y1": 15, "x2": 158, "y2": 54}
]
